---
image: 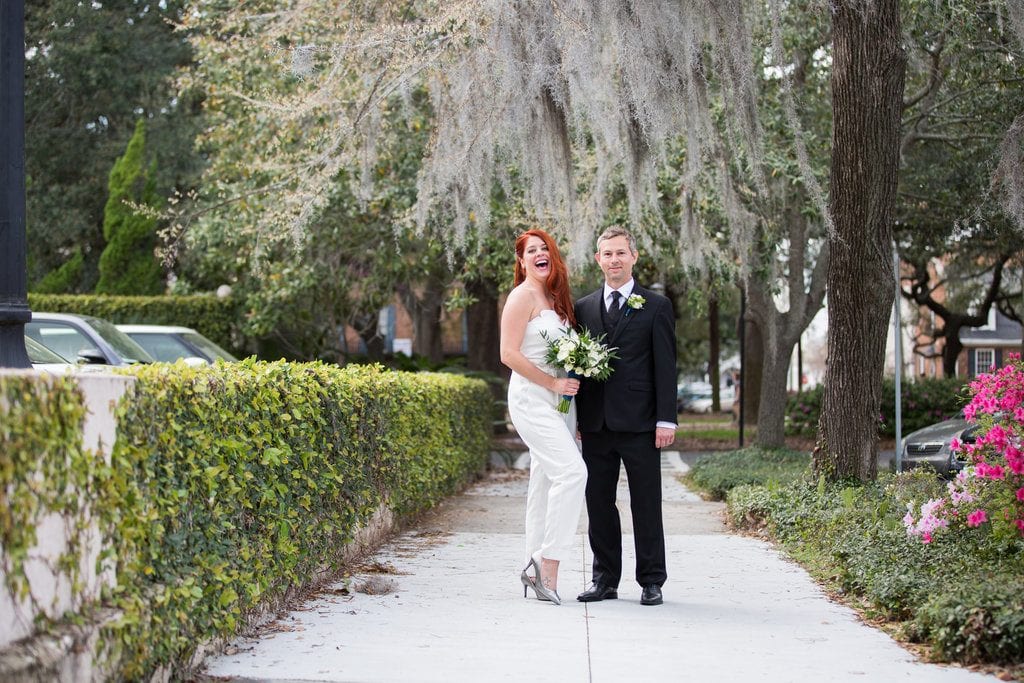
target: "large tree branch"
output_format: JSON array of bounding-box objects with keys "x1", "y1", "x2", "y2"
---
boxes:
[{"x1": 902, "y1": 31, "x2": 946, "y2": 111}]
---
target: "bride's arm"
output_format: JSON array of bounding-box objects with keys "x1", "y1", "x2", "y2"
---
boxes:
[{"x1": 500, "y1": 288, "x2": 577, "y2": 396}]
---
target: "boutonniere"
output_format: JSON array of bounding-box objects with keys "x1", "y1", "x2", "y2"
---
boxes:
[{"x1": 626, "y1": 294, "x2": 646, "y2": 310}]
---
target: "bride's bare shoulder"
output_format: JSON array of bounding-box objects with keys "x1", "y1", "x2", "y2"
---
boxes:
[{"x1": 503, "y1": 285, "x2": 532, "y2": 312}]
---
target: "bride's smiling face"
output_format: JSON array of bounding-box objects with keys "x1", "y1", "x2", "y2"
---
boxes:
[{"x1": 520, "y1": 235, "x2": 552, "y2": 281}]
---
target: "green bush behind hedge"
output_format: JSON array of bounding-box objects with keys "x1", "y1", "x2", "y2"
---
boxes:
[
  {"x1": 786, "y1": 376, "x2": 967, "y2": 438},
  {"x1": 27, "y1": 293, "x2": 243, "y2": 356}
]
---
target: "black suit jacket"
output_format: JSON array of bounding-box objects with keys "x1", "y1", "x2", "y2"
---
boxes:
[{"x1": 574, "y1": 284, "x2": 677, "y2": 433}]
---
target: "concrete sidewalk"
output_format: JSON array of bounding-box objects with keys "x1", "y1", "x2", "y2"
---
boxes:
[{"x1": 202, "y1": 452, "x2": 996, "y2": 683}]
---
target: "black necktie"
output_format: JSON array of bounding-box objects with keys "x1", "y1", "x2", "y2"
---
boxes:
[{"x1": 607, "y1": 290, "x2": 623, "y2": 327}]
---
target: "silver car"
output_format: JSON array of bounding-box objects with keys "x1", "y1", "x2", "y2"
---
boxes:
[
  {"x1": 116, "y1": 324, "x2": 238, "y2": 365},
  {"x1": 895, "y1": 413, "x2": 979, "y2": 475},
  {"x1": 27, "y1": 313, "x2": 155, "y2": 366}
]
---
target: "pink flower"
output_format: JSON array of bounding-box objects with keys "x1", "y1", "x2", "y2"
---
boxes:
[
  {"x1": 922, "y1": 532, "x2": 932, "y2": 544},
  {"x1": 966, "y1": 509, "x2": 988, "y2": 527},
  {"x1": 975, "y1": 462, "x2": 1006, "y2": 480},
  {"x1": 1017, "y1": 487, "x2": 1024, "y2": 502},
  {"x1": 903, "y1": 511, "x2": 915, "y2": 529}
]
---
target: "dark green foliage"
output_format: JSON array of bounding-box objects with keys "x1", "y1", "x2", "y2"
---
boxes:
[
  {"x1": 28, "y1": 293, "x2": 242, "y2": 357},
  {"x1": 914, "y1": 578, "x2": 1024, "y2": 664},
  {"x1": 32, "y1": 248, "x2": 85, "y2": 294},
  {"x1": 96, "y1": 119, "x2": 164, "y2": 295},
  {"x1": 786, "y1": 377, "x2": 967, "y2": 438},
  {"x1": 724, "y1": 469, "x2": 1024, "y2": 667},
  {"x1": 25, "y1": 0, "x2": 199, "y2": 290},
  {"x1": 685, "y1": 447, "x2": 810, "y2": 501}
]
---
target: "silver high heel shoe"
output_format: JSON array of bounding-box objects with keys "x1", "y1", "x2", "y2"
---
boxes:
[{"x1": 520, "y1": 558, "x2": 561, "y2": 605}]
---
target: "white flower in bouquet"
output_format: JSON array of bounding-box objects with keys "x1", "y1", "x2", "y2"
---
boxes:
[{"x1": 541, "y1": 327, "x2": 618, "y2": 412}]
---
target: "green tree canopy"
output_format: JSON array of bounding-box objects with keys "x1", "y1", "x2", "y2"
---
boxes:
[{"x1": 25, "y1": 0, "x2": 199, "y2": 291}]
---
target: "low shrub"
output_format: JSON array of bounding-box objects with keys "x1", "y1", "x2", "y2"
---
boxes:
[
  {"x1": 725, "y1": 471, "x2": 1024, "y2": 666},
  {"x1": 914, "y1": 577, "x2": 1024, "y2": 664},
  {"x1": 685, "y1": 447, "x2": 810, "y2": 501}
]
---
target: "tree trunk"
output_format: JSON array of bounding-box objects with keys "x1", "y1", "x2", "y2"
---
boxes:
[
  {"x1": 400, "y1": 279, "x2": 446, "y2": 364},
  {"x1": 745, "y1": 199, "x2": 829, "y2": 449},
  {"x1": 756, "y1": 351, "x2": 791, "y2": 447},
  {"x1": 816, "y1": 0, "x2": 906, "y2": 481},
  {"x1": 742, "y1": 317, "x2": 762, "y2": 426},
  {"x1": 709, "y1": 293, "x2": 721, "y2": 411},
  {"x1": 350, "y1": 312, "x2": 386, "y2": 362},
  {"x1": 465, "y1": 277, "x2": 505, "y2": 377},
  {"x1": 941, "y1": 319, "x2": 966, "y2": 377}
]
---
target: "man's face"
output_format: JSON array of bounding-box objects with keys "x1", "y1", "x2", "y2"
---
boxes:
[{"x1": 595, "y1": 235, "x2": 637, "y2": 288}]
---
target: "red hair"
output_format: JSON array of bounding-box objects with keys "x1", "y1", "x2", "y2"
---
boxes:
[{"x1": 513, "y1": 229, "x2": 576, "y2": 327}]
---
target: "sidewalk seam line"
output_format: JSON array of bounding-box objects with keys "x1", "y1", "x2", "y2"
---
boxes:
[{"x1": 582, "y1": 532, "x2": 592, "y2": 683}]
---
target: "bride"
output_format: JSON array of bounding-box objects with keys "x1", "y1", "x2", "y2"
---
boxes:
[{"x1": 500, "y1": 229, "x2": 587, "y2": 606}]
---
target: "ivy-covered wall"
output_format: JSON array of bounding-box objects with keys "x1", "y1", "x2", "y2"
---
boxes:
[
  {"x1": 0, "y1": 371, "x2": 94, "y2": 648},
  {"x1": 0, "y1": 362, "x2": 491, "y2": 680}
]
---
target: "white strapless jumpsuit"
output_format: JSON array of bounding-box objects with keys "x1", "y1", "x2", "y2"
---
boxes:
[{"x1": 507, "y1": 310, "x2": 587, "y2": 564}]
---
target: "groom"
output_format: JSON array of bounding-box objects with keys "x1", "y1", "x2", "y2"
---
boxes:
[{"x1": 573, "y1": 226, "x2": 677, "y2": 606}]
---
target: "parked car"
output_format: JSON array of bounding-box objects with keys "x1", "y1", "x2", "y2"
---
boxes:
[
  {"x1": 26, "y1": 313, "x2": 155, "y2": 366},
  {"x1": 895, "y1": 412, "x2": 979, "y2": 475},
  {"x1": 116, "y1": 324, "x2": 238, "y2": 365},
  {"x1": 26, "y1": 335, "x2": 73, "y2": 372},
  {"x1": 677, "y1": 381, "x2": 707, "y2": 412},
  {"x1": 678, "y1": 381, "x2": 736, "y2": 413}
]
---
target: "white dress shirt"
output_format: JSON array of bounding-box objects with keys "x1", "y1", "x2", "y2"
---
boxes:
[{"x1": 603, "y1": 280, "x2": 634, "y2": 312}]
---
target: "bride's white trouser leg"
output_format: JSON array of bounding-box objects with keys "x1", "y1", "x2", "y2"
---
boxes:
[
  {"x1": 524, "y1": 456, "x2": 550, "y2": 566},
  {"x1": 512, "y1": 391, "x2": 587, "y2": 564}
]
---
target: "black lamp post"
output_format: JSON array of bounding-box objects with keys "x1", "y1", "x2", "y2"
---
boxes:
[{"x1": 0, "y1": 0, "x2": 32, "y2": 369}]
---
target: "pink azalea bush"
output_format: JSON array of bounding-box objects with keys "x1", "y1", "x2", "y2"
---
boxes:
[{"x1": 904, "y1": 354, "x2": 1024, "y2": 544}]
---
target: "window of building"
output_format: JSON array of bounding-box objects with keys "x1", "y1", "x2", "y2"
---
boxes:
[{"x1": 974, "y1": 348, "x2": 995, "y2": 375}]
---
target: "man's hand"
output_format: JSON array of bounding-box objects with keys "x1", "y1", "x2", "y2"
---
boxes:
[{"x1": 654, "y1": 426, "x2": 675, "y2": 449}]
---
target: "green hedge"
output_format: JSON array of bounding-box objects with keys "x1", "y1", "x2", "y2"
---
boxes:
[
  {"x1": 726, "y1": 472, "x2": 1024, "y2": 666},
  {"x1": 786, "y1": 376, "x2": 967, "y2": 438},
  {"x1": 28, "y1": 293, "x2": 243, "y2": 356},
  {"x1": 1, "y1": 362, "x2": 491, "y2": 679}
]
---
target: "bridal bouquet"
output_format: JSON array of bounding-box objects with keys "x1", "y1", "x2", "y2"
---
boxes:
[{"x1": 542, "y1": 327, "x2": 618, "y2": 412}]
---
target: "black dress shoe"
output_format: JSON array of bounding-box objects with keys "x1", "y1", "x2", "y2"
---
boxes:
[
  {"x1": 577, "y1": 582, "x2": 618, "y2": 602},
  {"x1": 640, "y1": 584, "x2": 663, "y2": 606}
]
